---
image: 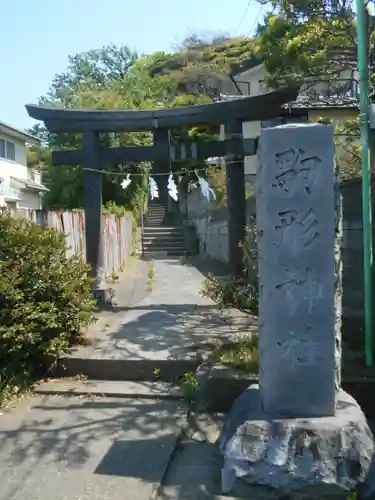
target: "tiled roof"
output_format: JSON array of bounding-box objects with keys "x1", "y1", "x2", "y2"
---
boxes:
[
  {"x1": 287, "y1": 94, "x2": 358, "y2": 109},
  {"x1": 0, "y1": 120, "x2": 40, "y2": 145},
  {"x1": 217, "y1": 92, "x2": 359, "y2": 110}
]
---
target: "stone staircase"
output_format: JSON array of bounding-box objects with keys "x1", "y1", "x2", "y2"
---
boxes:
[{"x1": 140, "y1": 202, "x2": 186, "y2": 257}]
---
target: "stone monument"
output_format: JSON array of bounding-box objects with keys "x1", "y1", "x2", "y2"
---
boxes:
[{"x1": 219, "y1": 124, "x2": 375, "y2": 499}]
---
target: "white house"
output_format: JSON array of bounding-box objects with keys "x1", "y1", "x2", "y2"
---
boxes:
[
  {"x1": 219, "y1": 63, "x2": 359, "y2": 183},
  {"x1": 0, "y1": 120, "x2": 48, "y2": 211}
]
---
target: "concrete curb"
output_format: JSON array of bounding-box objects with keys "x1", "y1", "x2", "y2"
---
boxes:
[
  {"x1": 33, "y1": 379, "x2": 184, "y2": 401},
  {"x1": 202, "y1": 365, "x2": 375, "y2": 417},
  {"x1": 53, "y1": 357, "x2": 201, "y2": 383}
]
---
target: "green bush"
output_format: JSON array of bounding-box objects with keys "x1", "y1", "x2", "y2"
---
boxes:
[
  {"x1": 201, "y1": 223, "x2": 259, "y2": 315},
  {"x1": 201, "y1": 273, "x2": 259, "y2": 315},
  {"x1": 0, "y1": 213, "x2": 96, "y2": 404}
]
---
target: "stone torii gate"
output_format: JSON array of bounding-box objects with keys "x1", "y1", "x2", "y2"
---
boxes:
[{"x1": 26, "y1": 86, "x2": 298, "y2": 301}]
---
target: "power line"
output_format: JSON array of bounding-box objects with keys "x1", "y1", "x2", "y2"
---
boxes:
[
  {"x1": 82, "y1": 166, "x2": 208, "y2": 177},
  {"x1": 235, "y1": 0, "x2": 254, "y2": 34},
  {"x1": 248, "y1": 3, "x2": 265, "y2": 35}
]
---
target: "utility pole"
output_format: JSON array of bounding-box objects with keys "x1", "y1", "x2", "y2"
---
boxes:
[{"x1": 356, "y1": 0, "x2": 373, "y2": 367}]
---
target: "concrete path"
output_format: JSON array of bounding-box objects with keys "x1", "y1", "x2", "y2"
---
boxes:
[
  {"x1": 71, "y1": 258, "x2": 254, "y2": 363},
  {"x1": 0, "y1": 258, "x2": 255, "y2": 500},
  {"x1": 0, "y1": 393, "x2": 185, "y2": 500}
]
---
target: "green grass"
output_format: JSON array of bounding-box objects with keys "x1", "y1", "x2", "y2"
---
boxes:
[
  {"x1": 147, "y1": 261, "x2": 155, "y2": 290},
  {"x1": 213, "y1": 335, "x2": 258, "y2": 372}
]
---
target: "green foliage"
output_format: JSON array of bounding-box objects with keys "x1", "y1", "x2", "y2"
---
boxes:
[
  {"x1": 335, "y1": 119, "x2": 361, "y2": 182},
  {"x1": 213, "y1": 336, "x2": 259, "y2": 372},
  {"x1": 180, "y1": 371, "x2": 197, "y2": 404},
  {"x1": 206, "y1": 166, "x2": 255, "y2": 208},
  {"x1": 202, "y1": 273, "x2": 259, "y2": 315},
  {"x1": 29, "y1": 45, "x2": 162, "y2": 212},
  {"x1": 253, "y1": 1, "x2": 365, "y2": 183},
  {"x1": 0, "y1": 213, "x2": 96, "y2": 405},
  {"x1": 43, "y1": 44, "x2": 139, "y2": 104},
  {"x1": 255, "y1": 0, "x2": 362, "y2": 88},
  {"x1": 201, "y1": 224, "x2": 259, "y2": 315},
  {"x1": 143, "y1": 35, "x2": 260, "y2": 97},
  {"x1": 147, "y1": 261, "x2": 155, "y2": 290},
  {"x1": 255, "y1": 0, "x2": 375, "y2": 98},
  {"x1": 102, "y1": 201, "x2": 133, "y2": 217},
  {"x1": 310, "y1": 118, "x2": 361, "y2": 181},
  {"x1": 27, "y1": 36, "x2": 260, "y2": 212}
]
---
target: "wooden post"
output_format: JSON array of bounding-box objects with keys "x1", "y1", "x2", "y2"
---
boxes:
[
  {"x1": 225, "y1": 120, "x2": 246, "y2": 277},
  {"x1": 82, "y1": 130, "x2": 109, "y2": 304},
  {"x1": 153, "y1": 129, "x2": 171, "y2": 206}
]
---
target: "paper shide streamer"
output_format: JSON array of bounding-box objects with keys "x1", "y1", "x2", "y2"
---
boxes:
[
  {"x1": 120, "y1": 171, "x2": 215, "y2": 203},
  {"x1": 196, "y1": 171, "x2": 216, "y2": 202},
  {"x1": 167, "y1": 172, "x2": 178, "y2": 201},
  {"x1": 149, "y1": 177, "x2": 159, "y2": 200},
  {"x1": 120, "y1": 174, "x2": 132, "y2": 190}
]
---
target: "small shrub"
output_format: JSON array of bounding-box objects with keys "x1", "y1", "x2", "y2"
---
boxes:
[
  {"x1": 180, "y1": 371, "x2": 197, "y2": 403},
  {"x1": 213, "y1": 336, "x2": 259, "y2": 372},
  {"x1": 147, "y1": 261, "x2": 155, "y2": 290},
  {"x1": 0, "y1": 213, "x2": 96, "y2": 405},
  {"x1": 201, "y1": 222, "x2": 259, "y2": 315},
  {"x1": 201, "y1": 273, "x2": 258, "y2": 315}
]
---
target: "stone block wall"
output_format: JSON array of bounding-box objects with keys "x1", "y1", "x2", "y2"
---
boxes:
[
  {"x1": 193, "y1": 217, "x2": 229, "y2": 263},
  {"x1": 340, "y1": 178, "x2": 375, "y2": 319},
  {"x1": 183, "y1": 177, "x2": 375, "y2": 320}
]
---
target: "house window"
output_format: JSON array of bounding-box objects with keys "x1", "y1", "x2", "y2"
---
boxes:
[{"x1": 0, "y1": 139, "x2": 15, "y2": 161}]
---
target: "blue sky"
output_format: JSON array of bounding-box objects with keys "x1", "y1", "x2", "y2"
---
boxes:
[{"x1": 0, "y1": 0, "x2": 265, "y2": 131}]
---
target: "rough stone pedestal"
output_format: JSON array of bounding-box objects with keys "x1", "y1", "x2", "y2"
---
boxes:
[{"x1": 219, "y1": 385, "x2": 374, "y2": 499}]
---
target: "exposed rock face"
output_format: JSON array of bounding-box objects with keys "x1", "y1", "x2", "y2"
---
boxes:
[{"x1": 219, "y1": 385, "x2": 374, "y2": 499}]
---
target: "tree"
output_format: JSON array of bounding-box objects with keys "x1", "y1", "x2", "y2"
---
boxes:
[
  {"x1": 42, "y1": 44, "x2": 138, "y2": 106},
  {"x1": 142, "y1": 35, "x2": 260, "y2": 98},
  {"x1": 254, "y1": 0, "x2": 375, "y2": 181},
  {"x1": 31, "y1": 36, "x2": 259, "y2": 210},
  {"x1": 255, "y1": 1, "x2": 360, "y2": 88},
  {"x1": 29, "y1": 45, "x2": 163, "y2": 210}
]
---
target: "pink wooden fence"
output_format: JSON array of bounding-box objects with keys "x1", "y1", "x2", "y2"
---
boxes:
[{"x1": 5, "y1": 209, "x2": 134, "y2": 277}]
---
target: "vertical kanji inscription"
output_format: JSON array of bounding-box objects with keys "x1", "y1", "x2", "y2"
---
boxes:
[{"x1": 257, "y1": 124, "x2": 338, "y2": 418}]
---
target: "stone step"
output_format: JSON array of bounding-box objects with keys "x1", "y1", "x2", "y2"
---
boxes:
[
  {"x1": 143, "y1": 239, "x2": 184, "y2": 245},
  {"x1": 144, "y1": 227, "x2": 183, "y2": 231},
  {"x1": 141, "y1": 250, "x2": 186, "y2": 257},
  {"x1": 54, "y1": 357, "x2": 199, "y2": 383},
  {"x1": 143, "y1": 240, "x2": 185, "y2": 248},
  {"x1": 143, "y1": 232, "x2": 184, "y2": 237},
  {"x1": 143, "y1": 226, "x2": 183, "y2": 232},
  {"x1": 143, "y1": 250, "x2": 186, "y2": 256},
  {"x1": 143, "y1": 244, "x2": 186, "y2": 250},
  {"x1": 34, "y1": 379, "x2": 183, "y2": 400},
  {"x1": 143, "y1": 235, "x2": 184, "y2": 241},
  {"x1": 143, "y1": 245, "x2": 185, "y2": 251},
  {"x1": 142, "y1": 250, "x2": 186, "y2": 256}
]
